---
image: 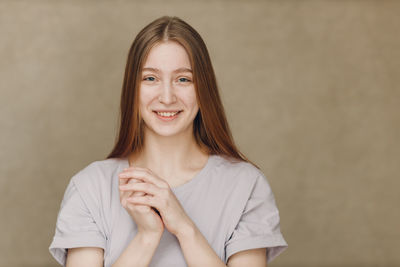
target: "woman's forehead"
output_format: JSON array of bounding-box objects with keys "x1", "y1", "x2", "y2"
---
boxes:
[
  {"x1": 141, "y1": 67, "x2": 192, "y2": 74},
  {"x1": 143, "y1": 41, "x2": 192, "y2": 71}
]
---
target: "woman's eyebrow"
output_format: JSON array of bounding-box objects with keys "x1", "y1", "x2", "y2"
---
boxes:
[
  {"x1": 173, "y1": 67, "x2": 192, "y2": 73},
  {"x1": 142, "y1": 67, "x2": 192, "y2": 73}
]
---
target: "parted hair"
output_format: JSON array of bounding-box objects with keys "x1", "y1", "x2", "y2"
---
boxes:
[{"x1": 106, "y1": 15, "x2": 259, "y2": 169}]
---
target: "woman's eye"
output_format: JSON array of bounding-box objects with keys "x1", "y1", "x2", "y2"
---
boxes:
[
  {"x1": 178, "y1": 77, "x2": 191, "y2": 82},
  {"x1": 143, "y1": 76, "x2": 156, "y2": 81}
]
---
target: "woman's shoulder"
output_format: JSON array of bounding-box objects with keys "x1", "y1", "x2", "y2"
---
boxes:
[
  {"x1": 212, "y1": 154, "x2": 265, "y2": 183},
  {"x1": 70, "y1": 157, "x2": 127, "y2": 189},
  {"x1": 211, "y1": 154, "x2": 272, "y2": 202}
]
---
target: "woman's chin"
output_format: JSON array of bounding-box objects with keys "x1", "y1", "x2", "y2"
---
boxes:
[{"x1": 146, "y1": 127, "x2": 182, "y2": 137}]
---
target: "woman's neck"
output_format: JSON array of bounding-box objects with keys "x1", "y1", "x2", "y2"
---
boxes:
[{"x1": 128, "y1": 128, "x2": 209, "y2": 182}]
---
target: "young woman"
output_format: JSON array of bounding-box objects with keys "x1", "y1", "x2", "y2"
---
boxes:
[{"x1": 49, "y1": 16, "x2": 288, "y2": 267}]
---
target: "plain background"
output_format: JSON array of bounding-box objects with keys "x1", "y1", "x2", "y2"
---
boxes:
[{"x1": 1, "y1": 0, "x2": 399, "y2": 266}]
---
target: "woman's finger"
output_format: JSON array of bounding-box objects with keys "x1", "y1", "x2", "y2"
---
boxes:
[
  {"x1": 127, "y1": 195, "x2": 157, "y2": 208},
  {"x1": 119, "y1": 168, "x2": 169, "y2": 189},
  {"x1": 119, "y1": 181, "x2": 161, "y2": 196},
  {"x1": 118, "y1": 177, "x2": 144, "y2": 202}
]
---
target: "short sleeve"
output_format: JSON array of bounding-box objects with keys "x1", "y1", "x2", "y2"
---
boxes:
[
  {"x1": 225, "y1": 173, "x2": 288, "y2": 263},
  {"x1": 49, "y1": 178, "x2": 106, "y2": 266}
]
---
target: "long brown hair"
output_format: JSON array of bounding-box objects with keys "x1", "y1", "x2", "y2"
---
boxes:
[{"x1": 106, "y1": 16, "x2": 259, "y2": 169}]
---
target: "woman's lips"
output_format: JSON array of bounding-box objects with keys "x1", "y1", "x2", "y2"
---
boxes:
[
  {"x1": 153, "y1": 110, "x2": 182, "y2": 113},
  {"x1": 153, "y1": 110, "x2": 182, "y2": 121}
]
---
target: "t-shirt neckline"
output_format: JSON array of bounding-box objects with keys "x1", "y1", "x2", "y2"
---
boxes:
[{"x1": 120, "y1": 154, "x2": 217, "y2": 193}]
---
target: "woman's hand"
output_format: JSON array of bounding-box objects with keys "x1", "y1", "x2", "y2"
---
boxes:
[
  {"x1": 119, "y1": 167, "x2": 194, "y2": 237},
  {"x1": 119, "y1": 173, "x2": 164, "y2": 236}
]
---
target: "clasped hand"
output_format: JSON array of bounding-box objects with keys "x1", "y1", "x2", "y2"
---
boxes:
[{"x1": 118, "y1": 166, "x2": 192, "y2": 237}]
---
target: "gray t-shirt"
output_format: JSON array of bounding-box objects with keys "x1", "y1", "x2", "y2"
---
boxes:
[{"x1": 49, "y1": 154, "x2": 288, "y2": 266}]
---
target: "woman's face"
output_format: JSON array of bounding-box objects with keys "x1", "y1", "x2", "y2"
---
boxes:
[{"x1": 139, "y1": 41, "x2": 198, "y2": 138}]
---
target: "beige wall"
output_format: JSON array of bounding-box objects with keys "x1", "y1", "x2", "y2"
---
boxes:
[{"x1": 1, "y1": 0, "x2": 399, "y2": 266}]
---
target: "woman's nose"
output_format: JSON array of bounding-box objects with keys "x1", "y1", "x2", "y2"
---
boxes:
[{"x1": 158, "y1": 81, "x2": 177, "y2": 104}]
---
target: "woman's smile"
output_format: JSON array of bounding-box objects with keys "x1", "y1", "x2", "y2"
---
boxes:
[{"x1": 153, "y1": 110, "x2": 183, "y2": 121}]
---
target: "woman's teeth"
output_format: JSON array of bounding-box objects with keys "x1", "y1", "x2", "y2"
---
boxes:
[{"x1": 156, "y1": 111, "x2": 179, "y2": 117}]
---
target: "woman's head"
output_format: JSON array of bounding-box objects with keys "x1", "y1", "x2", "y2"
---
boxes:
[
  {"x1": 139, "y1": 40, "x2": 199, "y2": 139},
  {"x1": 107, "y1": 16, "x2": 255, "y2": 167}
]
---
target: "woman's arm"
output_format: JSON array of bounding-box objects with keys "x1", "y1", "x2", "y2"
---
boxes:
[
  {"x1": 65, "y1": 231, "x2": 161, "y2": 267},
  {"x1": 177, "y1": 223, "x2": 268, "y2": 267},
  {"x1": 66, "y1": 247, "x2": 103, "y2": 267},
  {"x1": 176, "y1": 222, "x2": 226, "y2": 267},
  {"x1": 227, "y1": 248, "x2": 267, "y2": 267},
  {"x1": 112, "y1": 231, "x2": 162, "y2": 267}
]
